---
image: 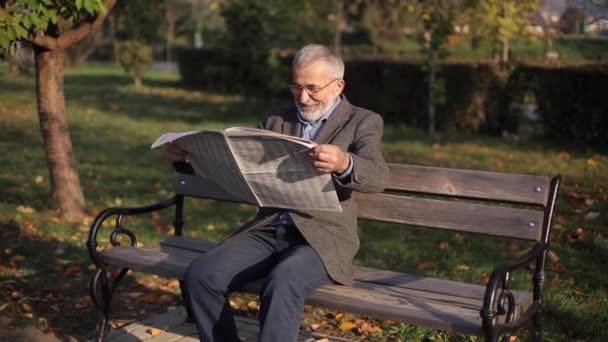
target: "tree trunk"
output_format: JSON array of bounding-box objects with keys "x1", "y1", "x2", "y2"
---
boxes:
[
  {"x1": 166, "y1": 19, "x2": 175, "y2": 63},
  {"x1": 333, "y1": 0, "x2": 343, "y2": 55},
  {"x1": 34, "y1": 46, "x2": 86, "y2": 223},
  {"x1": 427, "y1": 38, "x2": 436, "y2": 138},
  {"x1": 502, "y1": 38, "x2": 509, "y2": 63}
]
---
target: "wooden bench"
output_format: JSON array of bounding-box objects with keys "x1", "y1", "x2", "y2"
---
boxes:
[{"x1": 87, "y1": 163, "x2": 560, "y2": 342}]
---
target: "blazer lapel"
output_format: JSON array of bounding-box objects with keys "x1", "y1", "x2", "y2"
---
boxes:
[{"x1": 313, "y1": 98, "x2": 352, "y2": 144}]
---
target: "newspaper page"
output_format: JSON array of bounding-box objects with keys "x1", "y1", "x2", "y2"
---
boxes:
[
  {"x1": 152, "y1": 130, "x2": 257, "y2": 204},
  {"x1": 224, "y1": 128, "x2": 342, "y2": 212},
  {"x1": 151, "y1": 128, "x2": 342, "y2": 212}
]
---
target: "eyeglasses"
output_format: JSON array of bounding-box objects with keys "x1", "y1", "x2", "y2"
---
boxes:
[{"x1": 288, "y1": 79, "x2": 340, "y2": 96}]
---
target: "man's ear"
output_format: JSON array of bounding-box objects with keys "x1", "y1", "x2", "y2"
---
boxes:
[{"x1": 336, "y1": 79, "x2": 346, "y2": 94}]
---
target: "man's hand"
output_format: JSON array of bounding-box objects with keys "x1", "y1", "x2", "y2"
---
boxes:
[
  {"x1": 309, "y1": 144, "x2": 350, "y2": 174},
  {"x1": 166, "y1": 142, "x2": 189, "y2": 162}
]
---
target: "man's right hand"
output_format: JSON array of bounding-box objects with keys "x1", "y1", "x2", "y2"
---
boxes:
[{"x1": 166, "y1": 142, "x2": 189, "y2": 162}]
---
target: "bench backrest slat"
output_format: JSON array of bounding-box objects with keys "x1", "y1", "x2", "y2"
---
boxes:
[
  {"x1": 355, "y1": 193, "x2": 544, "y2": 241},
  {"x1": 387, "y1": 164, "x2": 551, "y2": 207}
]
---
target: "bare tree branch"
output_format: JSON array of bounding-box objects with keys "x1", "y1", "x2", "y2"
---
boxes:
[{"x1": 57, "y1": 0, "x2": 117, "y2": 50}]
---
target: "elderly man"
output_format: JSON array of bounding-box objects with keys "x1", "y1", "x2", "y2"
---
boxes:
[{"x1": 167, "y1": 44, "x2": 389, "y2": 342}]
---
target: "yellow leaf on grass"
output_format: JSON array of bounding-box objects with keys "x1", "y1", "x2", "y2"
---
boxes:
[
  {"x1": 339, "y1": 321, "x2": 356, "y2": 332},
  {"x1": 587, "y1": 159, "x2": 598, "y2": 166}
]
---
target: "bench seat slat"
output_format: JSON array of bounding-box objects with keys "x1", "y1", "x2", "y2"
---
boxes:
[
  {"x1": 102, "y1": 238, "x2": 534, "y2": 336},
  {"x1": 356, "y1": 193, "x2": 543, "y2": 240},
  {"x1": 387, "y1": 164, "x2": 550, "y2": 206},
  {"x1": 161, "y1": 237, "x2": 504, "y2": 301}
]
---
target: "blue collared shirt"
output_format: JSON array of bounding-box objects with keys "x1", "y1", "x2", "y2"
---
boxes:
[{"x1": 272, "y1": 96, "x2": 353, "y2": 226}]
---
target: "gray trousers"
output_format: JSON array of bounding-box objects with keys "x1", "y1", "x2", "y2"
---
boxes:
[{"x1": 183, "y1": 225, "x2": 333, "y2": 342}]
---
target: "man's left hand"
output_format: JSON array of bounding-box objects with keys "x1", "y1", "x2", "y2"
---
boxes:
[{"x1": 309, "y1": 144, "x2": 350, "y2": 174}]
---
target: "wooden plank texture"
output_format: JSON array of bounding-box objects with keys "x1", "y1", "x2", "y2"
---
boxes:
[
  {"x1": 356, "y1": 193, "x2": 543, "y2": 240},
  {"x1": 102, "y1": 237, "x2": 534, "y2": 336},
  {"x1": 386, "y1": 164, "x2": 550, "y2": 206}
]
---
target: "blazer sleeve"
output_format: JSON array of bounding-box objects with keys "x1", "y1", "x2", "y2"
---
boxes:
[{"x1": 336, "y1": 112, "x2": 389, "y2": 193}]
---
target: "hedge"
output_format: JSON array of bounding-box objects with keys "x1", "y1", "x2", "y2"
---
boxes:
[{"x1": 177, "y1": 48, "x2": 607, "y2": 148}]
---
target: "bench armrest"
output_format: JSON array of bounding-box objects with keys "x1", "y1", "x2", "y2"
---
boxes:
[
  {"x1": 86, "y1": 196, "x2": 179, "y2": 268},
  {"x1": 481, "y1": 242, "x2": 548, "y2": 335}
]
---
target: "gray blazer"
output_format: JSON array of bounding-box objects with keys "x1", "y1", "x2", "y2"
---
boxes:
[{"x1": 232, "y1": 98, "x2": 389, "y2": 285}]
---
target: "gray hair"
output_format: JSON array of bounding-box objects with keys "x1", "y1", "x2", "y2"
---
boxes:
[{"x1": 293, "y1": 44, "x2": 344, "y2": 80}]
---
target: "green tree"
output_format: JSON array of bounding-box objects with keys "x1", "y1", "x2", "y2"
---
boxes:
[
  {"x1": 473, "y1": 0, "x2": 541, "y2": 63},
  {"x1": 119, "y1": 40, "x2": 153, "y2": 87},
  {"x1": 0, "y1": 0, "x2": 117, "y2": 222},
  {"x1": 417, "y1": 1, "x2": 471, "y2": 137}
]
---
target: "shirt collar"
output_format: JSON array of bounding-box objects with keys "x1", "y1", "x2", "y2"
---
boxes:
[{"x1": 296, "y1": 95, "x2": 342, "y2": 126}]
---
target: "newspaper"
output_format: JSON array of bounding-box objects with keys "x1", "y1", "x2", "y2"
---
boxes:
[{"x1": 151, "y1": 127, "x2": 342, "y2": 212}]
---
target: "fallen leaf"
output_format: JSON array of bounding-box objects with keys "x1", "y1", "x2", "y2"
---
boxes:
[
  {"x1": 142, "y1": 293, "x2": 160, "y2": 303},
  {"x1": 158, "y1": 294, "x2": 176, "y2": 304},
  {"x1": 315, "y1": 339, "x2": 329, "y2": 342},
  {"x1": 584, "y1": 212, "x2": 600, "y2": 221},
  {"x1": 550, "y1": 262, "x2": 566, "y2": 274},
  {"x1": 417, "y1": 261, "x2": 438, "y2": 270},
  {"x1": 508, "y1": 336, "x2": 520, "y2": 342},
  {"x1": 35, "y1": 176, "x2": 44, "y2": 184},
  {"x1": 63, "y1": 266, "x2": 81, "y2": 277},
  {"x1": 21, "y1": 303, "x2": 32, "y2": 312},
  {"x1": 22, "y1": 312, "x2": 34, "y2": 319},
  {"x1": 438, "y1": 241, "x2": 450, "y2": 250},
  {"x1": 17, "y1": 205, "x2": 34, "y2": 214},
  {"x1": 482, "y1": 274, "x2": 491, "y2": 283},
  {"x1": 166, "y1": 280, "x2": 180, "y2": 289},
  {"x1": 147, "y1": 328, "x2": 164, "y2": 336},
  {"x1": 43, "y1": 327, "x2": 56, "y2": 335},
  {"x1": 359, "y1": 322, "x2": 382, "y2": 334},
  {"x1": 49, "y1": 217, "x2": 60, "y2": 224},
  {"x1": 455, "y1": 264, "x2": 470, "y2": 271},
  {"x1": 74, "y1": 302, "x2": 89, "y2": 310},
  {"x1": 334, "y1": 313, "x2": 344, "y2": 320},
  {"x1": 0, "y1": 302, "x2": 10, "y2": 312},
  {"x1": 10, "y1": 255, "x2": 25, "y2": 262},
  {"x1": 339, "y1": 321, "x2": 356, "y2": 332},
  {"x1": 547, "y1": 250, "x2": 559, "y2": 262},
  {"x1": 126, "y1": 292, "x2": 144, "y2": 299},
  {"x1": 310, "y1": 323, "x2": 320, "y2": 330},
  {"x1": 247, "y1": 300, "x2": 259, "y2": 310}
]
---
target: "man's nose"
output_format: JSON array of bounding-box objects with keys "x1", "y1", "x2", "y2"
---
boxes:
[{"x1": 298, "y1": 89, "x2": 310, "y2": 103}]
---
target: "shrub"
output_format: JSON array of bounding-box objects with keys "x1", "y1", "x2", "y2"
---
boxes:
[{"x1": 119, "y1": 40, "x2": 154, "y2": 87}]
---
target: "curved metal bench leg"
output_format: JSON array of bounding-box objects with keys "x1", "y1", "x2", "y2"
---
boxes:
[{"x1": 90, "y1": 267, "x2": 130, "y2": 341}]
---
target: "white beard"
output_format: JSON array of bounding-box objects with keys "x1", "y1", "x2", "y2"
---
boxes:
[{"x1": 295, "y1": 101, "x2": 327, "y2": 122}]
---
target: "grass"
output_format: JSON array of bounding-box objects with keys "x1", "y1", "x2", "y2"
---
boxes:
[{"x1": 0, "y1": 63, "x2": 606, "y2": 341}]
